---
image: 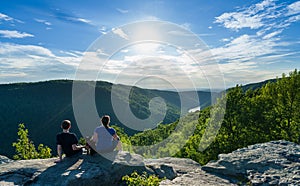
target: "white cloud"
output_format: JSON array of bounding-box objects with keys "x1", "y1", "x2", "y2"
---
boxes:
[
  {"x1": 215, "y1": 12, "x2": 263, "y2": 30},
  {"x1": 131, "y1": 43, "x2": 162, "y2": 55},
  {"x1": 59, "y1": 50, "x2": 83, "y2": 58},
  {"x1": 0, "y1": 12, "x2": 23, "y2": 23},
  {"x1": 210, "y1": 34, "x2": 283, "y2": 63},
  {"x1": 71, "y1": 41, "x2": 220, "y2": 89},
  {"x1": 221, "y1": 37, "x2": 232, "y2": 42},
  {"x1": 0, "y1": 43, "x2": 82, "y2": 83},
  {"x1": 215, "y1": 0, "x2": 300, "y2": 34},
  {"x1": 0, "y1": 43, "x2": 55, "y2": 57},
  {"x1": 64, "y1": 16, "x2": 93, "y2": 25},
  {"x1": 99, "y1": 26, "x2": 107, "y2": 34},
  {"x1": 112, "y1": 28, "x2": 129, "y2": 40},
  {"x1": 210, "y1": 0, "x2": 300, "y2": 87},
  {"x1": 214, "y1": 0, "x2": 289, "y2": 31},
  {"x1": 212, "y1": 0, "x2": 300, "y2": 64},
  {"x1": 262, "y1": 30, "x2": 282, "y2": 40},
  {"x1": 220, "y1": 67, "x2": 279, "y2": 86},
  {"x1": 0, "y1": 30, "x2": 34, "y2": 38},
  {"x1": 76, "y1": 18, "x2": 92, "y2": 24},
  {"x1": 0, "y1": 13, "x2": 13, "y2": 22},
  {"x1": 100, "y1": 54, "x2": 209, "y2": 89},
  {"x1": 117, "y1": 8, "x2": 129, "y2": 14},
  {"x1": 34, "y1": 18, "x2": 52, "y2": 26},
  {"x1": 0, "y1": 72, "x2": 26, "y2": 78},
  {"x1": 287, "y1": 1, "x2": 300, "y2": 15},
  {"x1": 121, "y1": 49, "x2": 129, "y2": 53},
  {"x1": 287, "y1": 14, "x2": 300, "y2": 22},
  {"x1": 254, "y1": 0, "x2": 275, "y2": 12}
]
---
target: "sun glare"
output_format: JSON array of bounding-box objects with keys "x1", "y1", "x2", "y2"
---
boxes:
[{"x1": 131, "y1": 21, "x2": 163, "y2": 42}]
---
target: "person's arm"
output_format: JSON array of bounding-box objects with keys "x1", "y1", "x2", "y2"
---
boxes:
[
  {"x1": 113, "y1": 133, "x2": 122, "y2": 151},
  {"x1": 72, "y1": 144, "x2": 84, "y2": 151},
  {"x1": 55, "y1": 145, "x2": 63, "y2": 163},
  {"x1": 91, "y1": 132, "x2": 98, "y2": 143},
  {"x1": 71, "y1": 134, "x2": 84, "y2": 151},
  {"x1": 111, "y1": 128, "x2": 120, "y2": 141},
  {"x1": 112, "y1": 133, "x2": 120, "y2": 141}
]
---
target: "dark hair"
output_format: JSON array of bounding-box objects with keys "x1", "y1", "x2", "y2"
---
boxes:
[
  {"x1": 101, "y1": 115, "x2": 110, "y2": 129},
  {"x1": 61, "y1": 120, "x2": 71, "y2": 130}
]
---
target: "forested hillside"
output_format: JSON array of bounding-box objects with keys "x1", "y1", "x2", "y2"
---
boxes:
[
  {"x1": 122, "y1": 69, "x2": 300, "y2": 165},
  {"x1": 2, "y1": 69, "x2": 295, "y2": 160},
  {"x1": 0, "y1": 80, "x2": 212, "y2": 158}
]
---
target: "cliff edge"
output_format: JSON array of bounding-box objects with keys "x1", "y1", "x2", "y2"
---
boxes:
[{"x1": 1, "y1": 140, "x2": 299, "y2": 185}]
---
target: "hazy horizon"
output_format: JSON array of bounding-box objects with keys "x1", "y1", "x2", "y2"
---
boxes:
[{"x1": 0, "y1": 75, "x2": 277, "y2": 93}]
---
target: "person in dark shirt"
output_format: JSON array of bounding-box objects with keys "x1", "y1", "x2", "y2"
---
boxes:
[{"x1": 55, "y1": 120, "x2": 84, "y2": 163}]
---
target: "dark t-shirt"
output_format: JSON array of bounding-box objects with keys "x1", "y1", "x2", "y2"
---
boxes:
[{"x1": 56, "y1": 132, "x2": 81, "y2": 157}]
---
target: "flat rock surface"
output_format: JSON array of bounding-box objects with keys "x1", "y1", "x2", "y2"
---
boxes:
[
  {"x1": 0, "y1": 151, "x2": 233, "y2": 186},
  {"x1": 1, "y1": 140, "x2": 299, "y2": 185},
  {"x1": 145, "y1": 158, "x2": 236, "y2": 186}
]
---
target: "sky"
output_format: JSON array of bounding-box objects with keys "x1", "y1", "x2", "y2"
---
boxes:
[{"x1": 0, "y1": 0, "x2": 299, "y2": 90}]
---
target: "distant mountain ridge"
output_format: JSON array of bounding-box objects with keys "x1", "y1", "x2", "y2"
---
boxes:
[{"x1": 227, "y1": 78, "x2": 277, "y2": 92}]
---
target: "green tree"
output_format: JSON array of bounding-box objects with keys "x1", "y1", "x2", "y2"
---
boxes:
[
  {"x1": 274, "y1": 70, "x2": 300, "y2": 142},
  {"x1": 112, "y1": 125, "x2": 133, "y2": 152},
  {"x1": 261, "y1": 69, "x2": 300, "y2": 142},
  {"x1": 12, "y1": 123, "x2": 52, "y2": 160},
  {"x1": 37, "y1": 144, "x2": 52, "y2": 159}
]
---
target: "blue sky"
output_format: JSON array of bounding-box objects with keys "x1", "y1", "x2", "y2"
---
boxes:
[{"x1": 0, "y1": 0, "x2": 299, "y2": 89}]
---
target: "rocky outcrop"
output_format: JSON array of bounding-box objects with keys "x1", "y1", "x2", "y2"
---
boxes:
[
  {"x1": 1, "y1": 140, "x2": 299, "y2": 185},
  {"x1": 0, "y1": 155, "x2": 13, "y2": 164},
  {"x1": 147, "y1": 158, "x2": 235, "y2": 186},
  {"x1": 203, "y1": 140, "x2": 300, "y2": 185},
  {"x1": 0, "y1": 151, "x2": 233, "y2": 186}
]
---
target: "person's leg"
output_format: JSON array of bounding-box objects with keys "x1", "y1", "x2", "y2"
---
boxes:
[{"x1": 85, "y1": 136, "x2": 96, "y2": 155}]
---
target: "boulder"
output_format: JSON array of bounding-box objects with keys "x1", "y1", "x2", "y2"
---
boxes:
[{"x1": 202, "y1": 140, "x2": 300, "y2": 185}]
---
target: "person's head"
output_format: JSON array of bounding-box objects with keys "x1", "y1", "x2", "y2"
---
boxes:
[
  {"x1": 101, "y1": 115, "x2": 110, "y2": 128},
  {"x1": 61, "y1": 120, "x2": 71, "y2": 130}
]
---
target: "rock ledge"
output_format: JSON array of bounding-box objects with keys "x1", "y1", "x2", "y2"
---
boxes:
[
  {"x1": 203, "y1": 140, "x2": 300, "y2": 185},
  {"x1": 1, "y1": 140, "x2": 299, "y2": 185}
]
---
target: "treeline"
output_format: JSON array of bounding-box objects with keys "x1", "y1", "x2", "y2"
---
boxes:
[{"x1": 121, "y1": 69, "x2": 300, "y2": 165}]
